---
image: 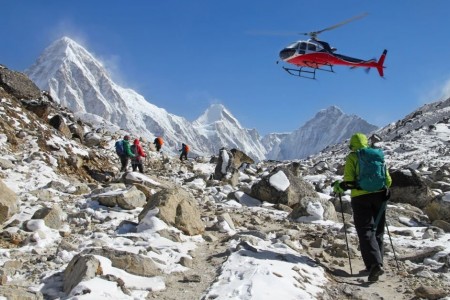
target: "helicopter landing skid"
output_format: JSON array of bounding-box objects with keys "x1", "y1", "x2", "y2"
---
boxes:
[{"x1": 282, "y1": 63, "x2": 334, "y2": 79}]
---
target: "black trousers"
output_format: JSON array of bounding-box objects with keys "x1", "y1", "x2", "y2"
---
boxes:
[
  {"x1": 351, "y1": 191, "x2": 386, "y2": 270},
  {"x1": 180, "y1": 151, "x2": 187, "y2": 161},
  {"x1": 119, "y1": 155, "x2": 129, "y2": 172},
  {"x1": 132, "y1": 163, "x2": 144, "y2": 173}
]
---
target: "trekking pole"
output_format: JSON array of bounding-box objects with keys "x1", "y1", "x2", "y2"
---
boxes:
[
  {"x1": 338, "y1": 192, "x2": 353, "y2": 275},
  {"x1": 385, "y1": 221, "x2": 400, "y2": 271},
  {"x1": 372, "y1": 199, "x2": 400, "y2": 272}
]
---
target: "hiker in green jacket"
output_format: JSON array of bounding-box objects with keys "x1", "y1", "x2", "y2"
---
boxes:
[
  {"x1": 333, "y1": 133, "x2": 392, "y2": 282},
  {"x1": 120, "y1": 135, "x2": 135, "y2": 172}
]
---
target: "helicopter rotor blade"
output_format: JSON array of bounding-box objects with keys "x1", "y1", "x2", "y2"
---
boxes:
[
  {"x1": 245, "y1": 30, "x2": 300, "y2": 36},
  {"x1": 301, "y1": 12, "x2": 368, "y2": 38}
]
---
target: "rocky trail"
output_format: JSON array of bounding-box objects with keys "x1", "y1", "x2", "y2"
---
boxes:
[{"x1": 1, "y1": 67, "x2": 450, "y2": 299}]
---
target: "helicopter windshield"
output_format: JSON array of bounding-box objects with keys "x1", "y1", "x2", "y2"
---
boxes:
[{"x1": 286, "y1": 42, "x2": 300, "y2": 49}]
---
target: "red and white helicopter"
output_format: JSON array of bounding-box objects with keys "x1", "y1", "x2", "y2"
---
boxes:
[{"x1": 277, "y1": 14, "x2": 387, "y2": 79}]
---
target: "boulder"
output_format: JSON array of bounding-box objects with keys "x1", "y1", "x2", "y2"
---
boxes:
[
  {"x1": 49, "y1": 115, "x2": 72, "y2": 138},
  {"x1": 138, "y1": 187, "x2": 204, "y2": 236},
  {"x1": 288, "y1": 196, "x2": 338, "y2": 222},
  {"x1": 31, "y1": 205, "x2": 64, "y2": 229},
  {"x1": 424, "y1": 196, "x2": 450, "y2": 223},
  {"x1": 22, "y1": 99, "x2": 51, "y2": 119},
  {"x1": 84, "y1": 247, "x2": 160, "y2": 277},
  {"x1": 0, "y1": 286, "x2": 43, "y2": 300},
  {"x1": 390, "y1": 169, "x2": 434, "y2": 209},
  {"x1": 69, "y1": 123, "x2": 84, "y2": 142},
  {"x1": 0, "y1": 179, "x2": 19, "y2": 225},
  {"x1": 92, "y1": 185, "x2": 146, "y2": 210},
  {"x1": 83, "y1": 132, "x2": 102, "y2": 147},
  {"x1": 0, "y1": 68, "x2": 41, "y2": 100},
  {"x1": 214, "y1": 148, "x2": 239, "y2": 186},
  {"x1": 249, "y1": 167, "x2": 318, "y2": 207},
  {"x1": 63, "y1": 254, "x2": 102, "y2": 294}
]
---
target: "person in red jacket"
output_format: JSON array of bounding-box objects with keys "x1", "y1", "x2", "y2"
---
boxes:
[{"x1": 130, "y1": 139, "x2": 147, "y2": 173}]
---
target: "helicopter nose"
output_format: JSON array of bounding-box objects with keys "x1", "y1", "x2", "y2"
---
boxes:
[{"x1": 279, "y1": 48, "x2": 296, "y2": 60}]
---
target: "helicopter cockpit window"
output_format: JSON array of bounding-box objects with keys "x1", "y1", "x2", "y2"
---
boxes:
[
  {"x1": 286, "y1": 42, "x2": 299, "y2": 49},
  {"x1": 299, "y1": 42, "x2": 307, "y2": 54},
  {"x1": 307, "y1": 43, "x2": 316, "y2": 52}
]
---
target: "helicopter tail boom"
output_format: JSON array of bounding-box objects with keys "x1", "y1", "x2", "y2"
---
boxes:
[{"x1": 376, "y1": 49, "x2": 388, "y2": 77}]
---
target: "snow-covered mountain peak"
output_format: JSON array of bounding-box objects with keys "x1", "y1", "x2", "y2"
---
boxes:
[
  {"x1": 318, "y1": 105, "x2": 342, "y2": 115},
  {"x1": 194, "y1": 103, "x2": 241, "y2": 128},
  {"x1": 266, "y1": 105, "x2": 378, "y2": 160},
  {"x1": 29, "y1": 37, "x2": 98, "y2": 69}
]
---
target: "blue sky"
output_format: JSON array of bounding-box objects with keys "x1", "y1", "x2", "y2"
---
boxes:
[{"x1": 2, "y1": 1, "x2": 450, "y2": 135}]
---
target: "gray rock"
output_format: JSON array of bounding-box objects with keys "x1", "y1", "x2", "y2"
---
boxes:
[
  {"x1": 390, "y1": 169, "x2": 434, "y2": 209},
  {"x1": 31, "y1": 205, "x2": 63, "y2": 229},
  {"x1": 63, "y1": 254, "x2": 102, "y2": 294},
  {"x1": 93, "y1": 186, "x2": 146, "y2": 210},
  {"x1": 0, "y1": 286, "x2": 43, "y2": 300},
  {"x1": 414, "y1": 285, "x2": 448, "y2": 300},
  {"x1": 84, "y1": 247, "x2": 160, "y2": 277},
  {"x1": 49, "y1": 115, "x2": 72, "y2": 138},
  {"x1": 288, "y1": 197, "x2": 338, "y2": 222},
  {"x1": 0, "y1": 158, "x2": 14, "y2": 169},
  {"x1": 139, "y1": 186, "x2": 205, "y2": 236},
  {"x1": 0, "y1": 179, "x2": 19, "y2": 225},
  {"x1": 425, "y1": 197, "x2": 450, "y2": 223},
  {"x1": 0, "y1": 68, "x2": 41, "y2": 100},
  {"x1": 249, "y1": 167, "x2": 318, "y2": 207},
  {"x1": 432, "y1": 220, "x2": 450, "y2": 233},
  {"x1": 83, "y1": 132, "x2": 102, "y2": 147}
]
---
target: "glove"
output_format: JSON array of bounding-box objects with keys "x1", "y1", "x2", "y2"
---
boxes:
[{"x1": 332, "y1": 180, "x2": 345, "y2": 194}]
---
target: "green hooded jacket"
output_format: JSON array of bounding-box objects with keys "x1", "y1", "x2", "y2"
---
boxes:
[
  {"x1": 122, "y1": 139, "x2": 135, "y2": 157},
  {"x1": 343, "y1": 133, "x2": 392, "y2": 197}
]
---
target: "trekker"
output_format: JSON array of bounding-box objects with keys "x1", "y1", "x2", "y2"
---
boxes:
[
  {"x1": 130, "y1": 138, "x2": 147, "y2": 173},
  {"x1": 333, "y1": 133, "x2": 392, "y2": 282},
  {"x1": 179, "y1": 143, "x2": 189, "y2": 161},
  {"x1": 154, "y1": 137, "x2": 163, "y2": 152},
  {"x1": 116, "y1": 135, "x2": 135, "y2": 172}
]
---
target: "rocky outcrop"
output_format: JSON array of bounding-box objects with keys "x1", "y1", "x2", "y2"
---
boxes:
[
  {"x1": 390, "y1": 169, "x2": 434, "y2": 209},
  {"x1": 288, "y1": 196, "x2": 338, "y2": 222},
  {"x1": 0, "y1": 68, "x2": 41, "y2": 100},
  {"x1": 92, "y1": 185, "x2": 146, "y2": 210},
  {"x1": 63, "y1": 254, "x2": 102, "y2": 294},
  {"x1": 249, "y1": 167, "x2": 318, "y2": 207},
  {"x1": 0, "y1": 179, "x2": 19, "y2": 225},
  {"x1": 424, "y1": 195, "x2": 450, "y2": 223},
  {"x1": 138, "y1": 186, "x2": 204, "y2": 236},
  {"x1": 31, "y1": 205, "x2": 64, "y2": 229},
  {"x1": 84, "y1": 247, "x2": 160, "y2": 277},
  {"x1": 49, "y1": 115, "x2": 72, "y2": 138}
]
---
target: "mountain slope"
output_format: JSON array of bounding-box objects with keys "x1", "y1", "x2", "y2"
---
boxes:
[
  {"x1": 311, "y1": 97, "x2": 450, "y2": 171},
  {"x1": 267, "y1": 106, "x2": 378, "y2": 160}
]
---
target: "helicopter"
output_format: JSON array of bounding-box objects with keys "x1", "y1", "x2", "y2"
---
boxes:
[{"x1": 277, "y1": 13, "x2": 387, "y2": 79}]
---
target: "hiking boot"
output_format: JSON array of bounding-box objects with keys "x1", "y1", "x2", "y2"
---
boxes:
[{"x1": 368, "y1": 264, "x2": 384, "y2": 282}]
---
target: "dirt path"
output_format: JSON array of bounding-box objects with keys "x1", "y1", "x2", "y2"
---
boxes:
[
  {"x1": 146, "y1": 231, "x2": 229, "y2": 300},
  {"x1": 323, "y1": 257, "x2": 415, "y2": 300}
]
